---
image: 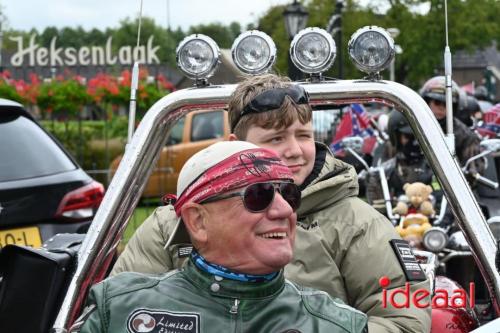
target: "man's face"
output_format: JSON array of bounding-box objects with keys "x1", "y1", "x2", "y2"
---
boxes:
[
  {"x1": 202, "y1": 188, "x2": 297, "y2": 275},
  {"x1": 428, "y1": 99, "x2": 447, "y2": 120},
  {"x1": 242, "y1": 120, "x2": 315, "y2": 186}
]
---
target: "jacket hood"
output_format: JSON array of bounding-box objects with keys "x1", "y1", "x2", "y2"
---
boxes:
[{"x1": 297, "y1": 143, "x2": 359, "y2": 217}]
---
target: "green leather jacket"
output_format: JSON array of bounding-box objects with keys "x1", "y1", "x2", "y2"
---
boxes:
[{"x1": 73, "y1": 259, "x2": 368, "y2": 333}]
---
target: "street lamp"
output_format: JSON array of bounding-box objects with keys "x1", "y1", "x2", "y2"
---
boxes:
[
  {"x1": 283, "y1": 0, "x2": 308, "y2": 79},
  {"x1": 327, "y1": 1, "x2": 344, "y2": 78},
  {"x1": 387, "y1": 28, "x2": 401, "y2": 81}
]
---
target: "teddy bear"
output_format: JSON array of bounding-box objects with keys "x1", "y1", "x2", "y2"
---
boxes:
[
  {"x1": 392, "y1": 182, "x2": 435, "y2": 217},
  {"x1": 395, "y1": 213, "x2": 432, "y2": 248},
  {"x1": 393, "y1": 182, "x2": 435, "y2": 248}
]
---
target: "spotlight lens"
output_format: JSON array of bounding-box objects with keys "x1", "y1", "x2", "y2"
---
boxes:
[
  {"x1": 290, "y1": 27, "x2": 336, "y2": 74},
  {"x1": 348, "y1": 26, "x2": 395, "y2": 74},
  {"x1": 232, "y1": 31, "x2": 276, "y2": 75},
  {"x1": 296, "y1": 34, "x2": 330, "y2": 68},
  {"x1": 180, "y1": 40, "x2": 213, "y2": 73},
  {"x1": 176, "y1": 34, "x2": 219, "y2": 79},
  {"x1": 353, "y1": 31, "x2": 389, "y2": 67},
  {"x1": 423, "y1": 228, "x2": 448, "y2": 252}
]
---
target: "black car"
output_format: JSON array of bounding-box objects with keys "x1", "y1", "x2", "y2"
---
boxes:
[{"x1": 0, "y1": 98, "x2": 104, "y2": 248}]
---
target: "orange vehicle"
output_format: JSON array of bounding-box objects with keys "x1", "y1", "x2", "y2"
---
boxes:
[{"x1": 110, "y1": 108, "x2": 230, "y2": 198}]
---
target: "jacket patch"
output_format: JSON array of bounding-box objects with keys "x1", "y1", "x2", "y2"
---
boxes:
[
  {"x1": 177, "y1": 245, "x2": 193, "y2": 258},
  {"x1": 127, "y1": 308, "x2": 199, "y2": 333},
  {"x1": 389, "y1": 239, "x2": 426, "y2": 281}
]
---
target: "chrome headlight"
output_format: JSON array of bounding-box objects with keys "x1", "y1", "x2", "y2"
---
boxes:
[
  {"x1": 348, "y1": 26, "x2": 395, "y2": 75},
  {"x1": 290, "y1": 27, "x2": 336, "y2": 75},
  {"x1": 231, "y1": 30, "x2": 276, "y2": 75},
  {"x1": 176, "y1": 34, "x2": 220, "y2": 80},
  {"x1": 422, "y1": 227, "x2": 448, "y2": 253},
  {"x1": 480, "y1": 138, "x2": 500, "y2": 152}
]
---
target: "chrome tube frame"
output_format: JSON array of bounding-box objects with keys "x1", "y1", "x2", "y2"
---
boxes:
[
  {"x1": 379, "y1": 166, "x2": 397, "y2": 223},
  {"x1": 52, "y1": 80, "x2": 500, "y2": 331}
]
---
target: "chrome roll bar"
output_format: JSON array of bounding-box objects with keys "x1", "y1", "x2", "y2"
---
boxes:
[{"x1": 52, "y1": 80, "x2": 500, "y2": 331}]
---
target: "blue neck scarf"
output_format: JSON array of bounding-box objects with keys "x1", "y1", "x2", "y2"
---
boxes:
[{"x1": 191, "y1": 250, "x2": 277, "y2": 282}]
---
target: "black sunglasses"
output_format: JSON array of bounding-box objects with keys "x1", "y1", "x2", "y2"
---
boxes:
[
  {"x1": 202, "y1": 182, "x2": 301, "y2": 213},
  {"x1": 431, "y1": 99, "x2": 446, "y2": 107},
  {"x1": 231, "y1": 85, "x2": 310, "y2": 131}
]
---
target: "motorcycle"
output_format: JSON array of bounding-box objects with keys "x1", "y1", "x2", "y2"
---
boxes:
[
  {"x1": 1, "y1": 26, "x2": 500, "y2": 333},
  {"x1": 344, "y1": 135, "x2": 500, "y2": 327}
]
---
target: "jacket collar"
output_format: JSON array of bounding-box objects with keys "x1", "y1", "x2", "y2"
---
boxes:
[
  {"x1": 183, "y1": 258, "x2": 285, "y2": 299},
  {"x1": 299, "y1": 142, "x2": 328, "y2": 191},
  {"x1": 297, "y1": 142, "x2": 359, "y2": 217}
]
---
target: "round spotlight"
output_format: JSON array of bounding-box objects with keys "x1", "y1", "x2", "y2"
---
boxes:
[
  {"x1": 423, "y1": 227, "x2": 449, "y2": 253},
  {"x1": 348, "y1": 26, "x2": 395, "y2": 75},
  {"x1": 290, "y1": 27, "x2": 336, "y2": 75},
  {"x1": 231, "y1": 30, "x2": 276, "y2": 75},
  {"x1": 176, "y1": 34, "x2": 220, "y2": 80}
]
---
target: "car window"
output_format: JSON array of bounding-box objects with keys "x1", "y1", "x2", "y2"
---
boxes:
[
  {"x1": 166, "y1": 116, "x2": 185, "y2": 145},
  {"x1": 191, "y1": 111, "x2": 224, "y2": 142},
  {"x1": 0, "y1": 115, "x2": 76, "y2": 182}
]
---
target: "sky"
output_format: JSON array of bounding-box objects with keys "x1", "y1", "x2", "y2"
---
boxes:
[{"x1": 2, "y1": 0, "x2": 294, "y2": 32}]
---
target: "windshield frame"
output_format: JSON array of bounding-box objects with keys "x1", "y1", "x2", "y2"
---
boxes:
[{"x1": 53, "y1": 80, "x2": 500, "y2": 330}]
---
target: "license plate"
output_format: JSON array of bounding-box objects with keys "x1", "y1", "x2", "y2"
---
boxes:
[{"x1": 0, "y1": 226, "x2": 42, "y2": 248}]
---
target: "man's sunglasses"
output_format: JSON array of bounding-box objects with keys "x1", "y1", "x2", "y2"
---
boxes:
[
  {"x1": 202, "y1": 182, "x2": 301, "y2": 213},
  {"x1": 231, "y1": 85, "x2": 310, "y2": 130}
]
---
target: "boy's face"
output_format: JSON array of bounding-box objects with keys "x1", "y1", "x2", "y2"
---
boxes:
[{"x1": 235, "y1": 119, "x2": 315, "y2": 186}]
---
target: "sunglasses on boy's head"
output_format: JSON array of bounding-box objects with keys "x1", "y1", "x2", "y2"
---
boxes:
[
  {"x1": 231, "y1": 85, "x2": 310, "y2": 131},
  {"x1": 202, "y1": 181, "x2": 301, "y2": 213}
]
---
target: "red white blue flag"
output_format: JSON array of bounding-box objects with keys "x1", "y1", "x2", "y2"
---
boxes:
[
  {"x1": 477, "y1": 103, "x2": 500, "y2": 138},
  {"x1": 330, "y1": 104, "x2": 376, "y2": 156}
]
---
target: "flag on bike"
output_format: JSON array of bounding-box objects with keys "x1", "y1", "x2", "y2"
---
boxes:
[
  {"x1": 461, "y1": 82, "x2": 475, "y2": 95},
  {"x1": 477, "y1": 103, "x2": 500, "y2": 138},
  {"x1": 330, "y1": 104, "x2": 376, "y2": 156}
]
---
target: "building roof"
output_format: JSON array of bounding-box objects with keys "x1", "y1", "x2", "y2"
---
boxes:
[{"x1": 453, "y1": 42, "x2": 500, "y2": 69}]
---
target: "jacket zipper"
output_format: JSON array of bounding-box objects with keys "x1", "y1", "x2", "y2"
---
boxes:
[
  {"x1": 229, "y1": 299, "x2": 239, "y2": 314},
  {"x1": 229, "y1": 299, "x2": 240, "y2": 332}
]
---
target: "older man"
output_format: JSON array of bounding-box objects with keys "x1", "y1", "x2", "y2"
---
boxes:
[{"x1": 71, "y1": 141, "x2": 367, "y2": 333}]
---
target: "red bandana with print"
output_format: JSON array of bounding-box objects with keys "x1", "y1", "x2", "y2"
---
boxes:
[{"x1": 173, "y1": 148, "x2": 293, "y2": 216}]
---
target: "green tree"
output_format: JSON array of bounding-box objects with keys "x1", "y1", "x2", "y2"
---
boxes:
[
  {"x1": 257, "y1": 0, "x2": 500, "y2": 88},
  {"x1": 111, "y1": 16, "x2": 180, "y2": 67},
  {"x1": 187, "y1": 22, "x2": 239, "y2": 49},
  {"x1": 256, "y1": 5, "x2": 290, "y2": 75},
  {"x1": 39, "y1": 26, "x2": 59, "y2": 47},
  {"x1": 229, "y1": 22, "x2": 242, "y2": 40},
  {"x1": 84, "y1": 28, "x2": 108, "y2": 45},
  {"x1": 382, "y1": 0, "x2": 500, "y2": 87},
  {"x1": 58, "y1": 26, "x2": 87, "y2": 47},
  {"x1": 1, "y1": 28, "x2": 33, "y2": 52}
]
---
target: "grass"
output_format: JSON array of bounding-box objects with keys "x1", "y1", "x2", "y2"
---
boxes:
[
  {"x1": 121, "y1": 206, "x2": 157, "y2": 244},
  {"x1": 116, "y1": 205, "x2": 157, "y2": 255}
]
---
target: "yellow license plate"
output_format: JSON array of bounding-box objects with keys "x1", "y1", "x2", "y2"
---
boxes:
[{"x1": 0, "y1": 226, "x2": 42, "y2": 249}]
